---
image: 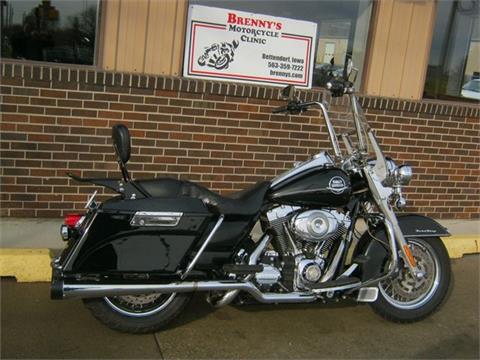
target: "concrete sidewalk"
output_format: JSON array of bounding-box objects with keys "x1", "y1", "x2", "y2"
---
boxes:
[{"x1": 1, "y1": 255, "x2": 479, "y2": 359}]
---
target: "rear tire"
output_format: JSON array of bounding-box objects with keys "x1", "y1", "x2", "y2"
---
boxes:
[
  {"x1": 83, "y1": 292, "x2": 192, "y2": 333},
  {"x1": 370, "y1": 237, "x2": 450, "y2": 323}
]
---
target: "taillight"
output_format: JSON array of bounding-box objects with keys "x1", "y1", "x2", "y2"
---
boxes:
[
  {"x1": 64, "y1": 213, "x2": 83, "y2": 228},
  {"x1": 61, "y1": 213, "x2": 85, "y2": 241}
]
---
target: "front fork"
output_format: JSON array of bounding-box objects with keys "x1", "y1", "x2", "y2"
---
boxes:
[{"x1": 364, "y1": 170, "x2": 424, "y2": 279}]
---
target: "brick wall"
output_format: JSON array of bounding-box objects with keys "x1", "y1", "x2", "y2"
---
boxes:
[{"x1": 1, "y1": 61, "x2": 479, "y2": 219}]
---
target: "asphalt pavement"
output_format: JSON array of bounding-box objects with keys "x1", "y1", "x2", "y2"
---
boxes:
[{"x1": 1, "y1": 255, "x2": 479, "y2": 359}]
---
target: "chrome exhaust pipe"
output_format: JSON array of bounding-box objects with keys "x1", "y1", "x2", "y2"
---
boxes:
[{"x1": 61, "y1": 280, "x2": 317, "y2": 304}]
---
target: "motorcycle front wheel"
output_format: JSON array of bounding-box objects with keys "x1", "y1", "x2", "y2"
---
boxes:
[
  {"x1": 83, "y1": 292, "x2": 192, "y2": 333},
  {"x1": 371, "y1": 237, "x2": 451, "y2": 323}
]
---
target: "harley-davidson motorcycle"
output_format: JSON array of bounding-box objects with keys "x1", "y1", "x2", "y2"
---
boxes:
[{"x1": 51, "y1": 60, "x2": 451, "y2": 333}]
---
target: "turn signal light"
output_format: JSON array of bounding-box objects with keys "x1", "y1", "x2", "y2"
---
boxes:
[{"x1": 64, "y1": 213, "x2": 83, "y2": 228}]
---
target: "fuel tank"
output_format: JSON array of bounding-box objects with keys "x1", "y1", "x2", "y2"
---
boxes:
[{"x1": 268, "y1": 153, "x2": 351, "y2": 207}]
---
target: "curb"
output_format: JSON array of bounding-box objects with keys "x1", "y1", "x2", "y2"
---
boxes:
[
  {"x1": 0, "y1": 249, "x2": 52, "y2": 282},
  {"x1": 441, "y1": 235, "x2": 479, "y2": 259},
  {"x1": 0, "y1": 236, "x2": 478, "y2": 282}
]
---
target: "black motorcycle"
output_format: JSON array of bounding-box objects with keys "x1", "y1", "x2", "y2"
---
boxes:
[{"x1": 51, "y1": 60, "x2": 451, "y2": 333}]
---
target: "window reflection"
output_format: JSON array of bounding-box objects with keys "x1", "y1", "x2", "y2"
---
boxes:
[
  {"x1": 190, "y1": 0, "x2": 373, "y2": 88},
  {"x1": 1, "y1": 0, "x2": 99, "y2": 65},
  {"x1": 424, "y1": 0, "x2": 480, "y2": 101}
]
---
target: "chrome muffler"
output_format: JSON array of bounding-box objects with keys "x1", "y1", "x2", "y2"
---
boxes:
[{"x1": 59, "y1": 280, "x2": 317, "y2": 304}]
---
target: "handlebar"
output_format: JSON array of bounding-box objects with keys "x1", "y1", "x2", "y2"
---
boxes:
[
  {"x1": 271, "y1": 105, "x2": 289, "y2": 114},
  {"x1": 272, "y1": 101, "x2": 316, "y2": 115},
  {"x1": 271, "y1": 100, "x2": 343, "y2": 159}
]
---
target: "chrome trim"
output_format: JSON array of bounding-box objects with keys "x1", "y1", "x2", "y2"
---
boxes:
[
  {"x1": 249, "y1": 233, "x2": 273, "y2": 266},
  {"x1": 84, "y1": 190, "x2": 98, "y2": 209},
  {"x1": 283, "y1": 223, "x2": 301, "y2": 255},
  {"x1": 213, "y1": 233, "x2": 273, "y2": 308},
  {"x1": 61, "y1": 280, "x2": 317, "y2": 304},
  {"x1": 181, "y1": 215, "x2": 224, "y2": 280},
  {"x1": 320, "y1": 239, "x2": 346, "y2": 282},
  {"x1": 314, "y1": 101, "x2": 342, "y2": 159},
  {"x1": 311, "y1": 281, "x2": 362, "y2": 294},
  {"x1": 270, "y1": 188, "x2": 331, "y2": 197},
  {"x1": 130, "y1": 211, "x2": 183, "y2": 227},
  {"x1": 60, "y1": 225, "x2": 69, "y2": 241},
  {"x1": 340, "y1": 263, "x2": 358, "y2": 277},
  {"x1": 270, "y1": 152, "x2": 333, "y2": 188},
  {"x1": 356, "y1": 287, "x2": 378, "y2": 302},
  {"x1": 62, "y1": 212, "x2": 98, "y2": 271}
]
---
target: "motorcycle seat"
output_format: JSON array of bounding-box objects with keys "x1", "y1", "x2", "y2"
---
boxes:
[{"x1": 134, "y1": 178, "x2": 271, "y2": 216}]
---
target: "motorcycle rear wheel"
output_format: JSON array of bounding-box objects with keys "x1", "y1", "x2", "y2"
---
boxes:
[
  {"x1": 83, "y1": 292, "x2": 192, "y2": 333},
  {"x1": 370, "y1": 237, "x2": 451, "y2": 323}
]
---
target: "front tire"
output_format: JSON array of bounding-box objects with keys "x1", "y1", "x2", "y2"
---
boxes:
[
  {"x1": 83, "y1": 292, "x2": 192, "y2": 333},
  {"x1": 371, "y1": 237, "x2": 451, "y2": 323}
]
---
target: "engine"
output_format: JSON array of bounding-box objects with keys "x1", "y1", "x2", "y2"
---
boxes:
[{"x1": 256, "y1": 205, "x2": 351, "y2": 291}]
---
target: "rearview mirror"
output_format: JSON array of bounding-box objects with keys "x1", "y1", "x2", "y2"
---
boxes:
[
  {"x1": 281, "y1": 85, "x2": 296, "y2": 100},
  {"x1": 343, "y1": 55, "x2": 358, "y2": 82}
]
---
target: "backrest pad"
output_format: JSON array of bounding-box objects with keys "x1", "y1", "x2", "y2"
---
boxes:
[{"x1": 112, "y1": 124, "x2": 131, "y2": 164}]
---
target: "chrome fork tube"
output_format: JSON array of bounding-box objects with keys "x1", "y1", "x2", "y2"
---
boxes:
[
  {"x1": 376, "y1": 196, "x2": 420, "y2": 275},
  {"x1": 363, "y1": 169, "x2": 420, "y2": 276}
]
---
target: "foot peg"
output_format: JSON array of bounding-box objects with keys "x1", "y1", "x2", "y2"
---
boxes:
[{"x1": 356, "y1": 287, "x2": 378, "y2": 302}]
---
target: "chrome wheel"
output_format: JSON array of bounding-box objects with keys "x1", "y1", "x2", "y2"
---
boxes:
[
  {"x1": 379, "y1": 239, "x2": 441, "y2": 310},
  {"x1": 104, "y1": 293, "x2": 176, "y2": 318}
]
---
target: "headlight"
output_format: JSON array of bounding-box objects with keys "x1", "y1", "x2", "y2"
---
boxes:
[{"x1": 394, "y1": 165, "x2": 413, "y2": 185}]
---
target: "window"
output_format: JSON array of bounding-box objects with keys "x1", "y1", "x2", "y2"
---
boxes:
[
  {"x1": 1, "y1": 0, "x2": 100, "y2": 65},
  {"x1": 424, "y1": 0, "x2": 480, "y2": 101},
  {"x1": 190, "y1": 0, "x2": 373, "y2": 88}
]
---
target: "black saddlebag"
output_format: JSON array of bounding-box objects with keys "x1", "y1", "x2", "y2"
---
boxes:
[{"x1": 59, "y1": 197, "x2": 212, "y2": 274}]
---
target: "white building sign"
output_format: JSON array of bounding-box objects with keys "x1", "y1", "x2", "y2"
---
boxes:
[{"x1": 183, "y1": 5, "x2": 317, "y2": 88}]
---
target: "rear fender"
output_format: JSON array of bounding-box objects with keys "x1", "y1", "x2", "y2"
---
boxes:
[{"x1": 354, "y1": 214, "x2": 450, "y2": 281}]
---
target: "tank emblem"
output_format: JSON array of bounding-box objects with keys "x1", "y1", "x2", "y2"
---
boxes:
[{"x1": 328, "y1": 176, "x2": 347, "y2": 194}]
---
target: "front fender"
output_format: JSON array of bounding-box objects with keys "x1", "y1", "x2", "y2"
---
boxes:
[
  {"x1": 354, "y1": 214, "x2": 450, "y2": 281},
  {"x1": 393, "y1": 214, "x2": 450, "y2": 238}
]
